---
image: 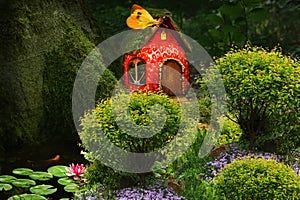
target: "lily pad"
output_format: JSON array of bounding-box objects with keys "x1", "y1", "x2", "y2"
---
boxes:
[
  {"x1": 57, "y1": 177, "x2": 75, "y2": 185},
  {"x1": 0, "y1": 183, "x2": 12, "y2": 191},
  {"x1": 47, "y1": 165, "x2": 68, "y2": 177},
  {"x1": 30, "y1": 184, "x2": 57, "y2": 195},
  {"x1": 12, "y1": 179, "x2": 36, "y2": 188},
  {"x1": 29, "y1": 171, "x2": 53, "y2": 181},
  {"x1": 12, "y1": 168, "x2": 34, "y2": 176},
  {"x1": 8, "y1": 193, "x2": 47, "y2": 200},
  {"x1": 0, "y1": 175, "x2": 17, "y2": 183},
  {"x1": 64, "y1": 183, "x2": 79, "y2": 192}
]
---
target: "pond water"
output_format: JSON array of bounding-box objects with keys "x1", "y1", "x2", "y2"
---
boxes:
[{"x1": 0, "y1": 137, "x2": 87, "y2": 199}]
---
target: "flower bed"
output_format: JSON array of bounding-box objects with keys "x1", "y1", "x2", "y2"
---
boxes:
[
  {"x1": 75, "y1": 181, "x2": 185, "y2": 200},
  {"x1": 205, "y1": 143, "x2": 299, "y2": 181}
]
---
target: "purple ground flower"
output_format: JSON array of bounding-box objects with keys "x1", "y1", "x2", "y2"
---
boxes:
[
  {"x1": 75, "y1": 181, "x2": 185, "y2": 200},
  {"x1": 205, "y1": 143, "x2": 299, "y2": 180},
  {"x1": 114, "y1": 181, "x2": 184, "y2": 200}
]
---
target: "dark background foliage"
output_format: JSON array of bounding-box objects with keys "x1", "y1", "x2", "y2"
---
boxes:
[{"x1": 89, "y1": 0, "x2": 300, "y2": 58}]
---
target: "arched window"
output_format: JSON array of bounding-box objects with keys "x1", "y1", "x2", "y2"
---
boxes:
[{"x1": 128, "y1": 58, "x2": 146, "y2": 86}]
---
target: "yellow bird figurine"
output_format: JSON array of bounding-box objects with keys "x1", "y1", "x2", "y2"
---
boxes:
[{"x1": 126, "y1": 4, "x2": 159, "y2": 29}]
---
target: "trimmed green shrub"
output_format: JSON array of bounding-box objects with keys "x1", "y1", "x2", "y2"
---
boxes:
[
  {"x1": 79, "y1": 91, "x2": 183, "y2": 185},
  {"x1": 89, "y1": 91, "x2": 181, "y2": 153},
  {"x1": 215, "y1": 46, "x2": 300, "y2": 152},
  {"x1": 214, "y1": 157, "x2": 300, "y2": 200}
]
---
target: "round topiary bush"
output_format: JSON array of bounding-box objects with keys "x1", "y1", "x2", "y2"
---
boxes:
[
  {"x1": 214, "y1": 46, "x2": 300, "y2": 152},
  {"x1": 213, "y1": 157, "x2": 300, "y2": 199},
  {"x1": 79, "y1": 91, "x2": 184, "y2": 172},
  {"x1": 79, "y1": 91, "x2": 186, "y2": 186},
  {"x1": 81, "y1": 91, "x2": 181, "y2": 153}
]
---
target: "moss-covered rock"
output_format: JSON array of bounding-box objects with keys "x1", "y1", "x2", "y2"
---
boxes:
[
  {"x1": 0, "y1": 0, "x2": 115, "y2": 151},
  {"x1": 43, "y1": 16, "x2": 116, "y2": 136}
]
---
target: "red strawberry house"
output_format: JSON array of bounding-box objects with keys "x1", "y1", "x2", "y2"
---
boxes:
[{"x1": 123, "y1": 14, "x2": 190, "y2": 96}]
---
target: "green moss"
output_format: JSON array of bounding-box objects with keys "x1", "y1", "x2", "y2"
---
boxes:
[
  {"x1": 0, "y1": 1, "x2": 112, "y2": 149},
  {"x1": 43, "y1": 16, "x2": 116, "y2": 136}
]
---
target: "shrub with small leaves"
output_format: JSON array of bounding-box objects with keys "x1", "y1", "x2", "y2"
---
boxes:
[
  {"x1": 213, "y1": 157, "x2": 300, "y2": 200},
  {"x1": 214, "y1": 46, "x2": 300, "y2": 152},
  {"x1": 216, "y1": 117, "x2": 242, "y2": 146},
  {"x1": 197, "y1": 97, "x2": 211, "y2": 123},
  {"x1": 79, "y1": 91, "x2": 182, "y2": 185},
  {"x1": 80, "y1": 91, "x2": 181, "y2": 154}
]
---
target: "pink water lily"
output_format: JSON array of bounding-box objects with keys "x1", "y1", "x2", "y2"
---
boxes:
[{"x1": 67, "y1": 163, "x2": 85, "y2": 177}]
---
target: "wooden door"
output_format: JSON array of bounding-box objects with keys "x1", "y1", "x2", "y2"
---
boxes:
[{"x1": 161, "y1": 60, "x2": 182, "y2": 95}]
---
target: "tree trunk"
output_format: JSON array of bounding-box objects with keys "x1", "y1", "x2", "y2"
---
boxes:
[{"x1": 0, "y1": 0, "x2": 103, "y2": 149}]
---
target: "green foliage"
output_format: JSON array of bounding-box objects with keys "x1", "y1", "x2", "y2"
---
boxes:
[
  {"x1": 252, "y1": 0, "x2": 300, "y2": 56},
  {"x1": 83, "y1": 160, "x2": 122, "y2": 190},
  {"x1": 198, "y1": 97, "x2": 211, "y2": 123},
  {"x1": 213, "y1": 157, "x2": 300, "y2": 199},
  {"x1": 80, "y1": 91, "x2": 181, "y2": 153},
  {"x1": 82, "y1": 151, "x2": 139, "y2": 197},
  {"x1": 215, "y1": 46, "x2": 300, "y2": 152},
  {"x1": 88, "y1": 2, "x2": 128, "y2": 38},
  {"x1": 206, "y1": 0, "x2": 270, "y2": 54},
  {"x1": 157, "y1": 127, "x2": 222, "y2": 200},
  {"x1": 188, "y1": 0, "x2": 300, "y2": 56},
  {"x1": 79, "y1": 91, "x2": 183, "y2": 187},
  {"x1": 43, "y1": 16, "x2": 116, "y2": 135},
  {"x1": 181, "y1": 179, "x2": 225, "y2": 200},
  {"x1": 216, "y1": 117, "x2": 242, "y2": 146},
  {"x1": 176, "y1": 128, "x2": 208, "y2": 169},
  {"x1": 89, "y1": 0, "x2": 300, "y2": 57},
  {"x1": 151, "y1": 161, "x2": 175, "y2": 181}
]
